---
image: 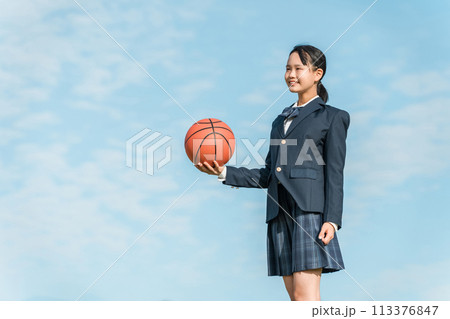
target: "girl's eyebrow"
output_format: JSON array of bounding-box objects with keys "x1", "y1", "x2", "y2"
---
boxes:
[{"x1": 286, "y1": 64, "x2": 305, "y2": 67}]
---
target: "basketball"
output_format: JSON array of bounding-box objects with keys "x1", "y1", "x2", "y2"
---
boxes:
[{"x1": 185, "y1": 118, "x2": 235, "y2": 167}]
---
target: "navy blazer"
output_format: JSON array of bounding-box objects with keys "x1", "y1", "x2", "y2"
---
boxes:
[{"x1": 222, "y1": 96, "x2": 350, "y2": 230}]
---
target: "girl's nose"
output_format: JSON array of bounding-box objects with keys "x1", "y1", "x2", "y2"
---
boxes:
[{"x1": 289, "y1": 69, "x2": 297, "y2": 78}]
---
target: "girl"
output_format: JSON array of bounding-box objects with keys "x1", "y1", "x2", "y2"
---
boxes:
[{"x1": 195, "y1": 44, "x2": 350, "y2": 301}]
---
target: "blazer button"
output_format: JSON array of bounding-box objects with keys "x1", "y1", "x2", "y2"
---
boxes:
[
  {"x1": 276, "y1": 167, "x2": 281, "y2": 172},
  {"x1": 278, "y1": 181, "x2": 281, "y2": 184},
  {"x1": 281, "y1": 139, "x2": 286, "y2": 144}
]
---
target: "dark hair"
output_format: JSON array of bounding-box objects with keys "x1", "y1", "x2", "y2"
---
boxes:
[{"x1": 289, "y1": 44, "x2": 328, "y2": 103}]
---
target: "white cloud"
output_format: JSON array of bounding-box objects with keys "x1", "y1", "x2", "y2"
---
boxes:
[
  {"x1": 0, "y1": 0, "x2": 217, "y2": 143},
  {"x1": 174, "y1": 80, "x2": 214, "y2": 104},
  {"x1": 354, "y1": 84, "x2": 391, "y2": 110},
  {"x1": 0, "y1": 139, "x2": 198, "y2": 287},
  {"x1": 0, "y1": 128, "x2": 23, "y2": 146},
  {"x1": 391, "y1": 69, "x2": 450, "y2": 97},
  {"x1": 371, "y1": 58, "x2": 407, "y2": 77},
  {"x1": 347, "y1": 97, "x2": 450, "y2": 199},
  {"x1": 343, "y1": 95, "x2": 450, "y2": 231},
  {"x1": 239, "y1": 92, "x2": 273, "y2": 106},
  {"x1": 0, "y1": 127, "x2": 256, "y2": 299},
  {"x1": 69, "y1": 100, "x2": 123, "y2": 119},
  {"x1": 14, "y1": 112, "x2": 60, "y2": 129},
  {"x1": 349, "y1": 110, "x2": 377, "y2": 127},
  {"x1": 366, "y1": 259, "x2": 450, "y2": 300}
]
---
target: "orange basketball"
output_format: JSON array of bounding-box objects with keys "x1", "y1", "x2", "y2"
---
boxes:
[{"x1": 185, "y1": 118, "x2": 235, "y2": 167}]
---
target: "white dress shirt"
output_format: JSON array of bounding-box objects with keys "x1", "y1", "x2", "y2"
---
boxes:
[{"x1": 217, "y1": 95, "x2": 338, "y2": 232}]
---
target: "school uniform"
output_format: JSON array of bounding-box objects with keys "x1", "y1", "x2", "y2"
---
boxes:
[{"x1": 218, "y1": 95, "x2": 349, "y2": 276}]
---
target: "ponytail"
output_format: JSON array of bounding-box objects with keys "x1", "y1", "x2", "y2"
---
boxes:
[{"x1": 317, "y1": 81, "x2": 328, "y2": 103}]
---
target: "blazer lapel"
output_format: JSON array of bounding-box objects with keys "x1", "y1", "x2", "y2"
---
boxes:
[
  {"x1": 281, "y1": 97, "x2": 325, "y2": 137},
  {"x1": 276, "y1": 102, "x2": 294, "y2": 137}
]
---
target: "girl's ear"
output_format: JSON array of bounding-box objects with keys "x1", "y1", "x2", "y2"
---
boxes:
[{"x1": 315, "y1": 68, "x2": 324, "y2": 82}]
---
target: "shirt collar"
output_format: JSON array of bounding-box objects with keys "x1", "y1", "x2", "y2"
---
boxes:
[{"x1": 293, "y1": 95, "x2": 320, "y2": 107}]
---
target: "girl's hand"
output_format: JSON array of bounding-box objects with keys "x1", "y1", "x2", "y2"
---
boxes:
[
  {"x1": 318, "y1": 222, "x2": 335, "y2": 245},
  {"x1": 194, "y1": 160, "x2": 224, "y2": 176}
]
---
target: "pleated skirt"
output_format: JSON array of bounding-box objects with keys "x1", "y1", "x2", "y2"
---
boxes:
[{"x1": 267, "y1": 182, "x2": 345, "y2": 276}]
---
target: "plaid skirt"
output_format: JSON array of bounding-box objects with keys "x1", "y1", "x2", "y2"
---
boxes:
[{"x1": 267, "y1": 182, "x2": 345, "y2": 276}]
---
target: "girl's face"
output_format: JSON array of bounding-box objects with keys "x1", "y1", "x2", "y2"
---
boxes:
[{"x1": 285, "y1": 51, "x2": 322, "y2": 94}]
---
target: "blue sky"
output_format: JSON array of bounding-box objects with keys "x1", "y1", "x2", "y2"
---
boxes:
[{"x1": 1, "y1": 0, "x2": 450, "y2": 301}]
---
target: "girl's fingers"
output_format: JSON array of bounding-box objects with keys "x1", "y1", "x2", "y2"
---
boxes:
[
  {"x1": 195, "y1": 161, "x2": 220, "y2": 175},
  {"x1": 322, "y1": 232, "x2": 334, "y2": 245},
  {"x1": 318, "y1": 224, "x2": 334, "y2": 245},
  {"x1": 196, "y1": 161, "x2": 217, "y2": 175},
  {"x1": 202, "y1": 161, "x2": 216, "y2": 173},
  {"x1": 195, "y1": 162, "x2": 208, "y2": 173},
  {"x1": 213, "y1": 160, "x2": 223, "y2": 174}
]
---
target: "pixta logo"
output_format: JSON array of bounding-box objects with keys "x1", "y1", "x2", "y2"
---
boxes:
[{"x1": 126, "y1": 128, "x2": 172, "y2": 175}]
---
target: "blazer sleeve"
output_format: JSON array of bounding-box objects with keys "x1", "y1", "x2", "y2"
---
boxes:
[
  {"x1": 323, "y1": 110, "x2": 350, "y2": 230},
  {"x1": 221, "y1": 147, "x2": 271, "y2": 189}
]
